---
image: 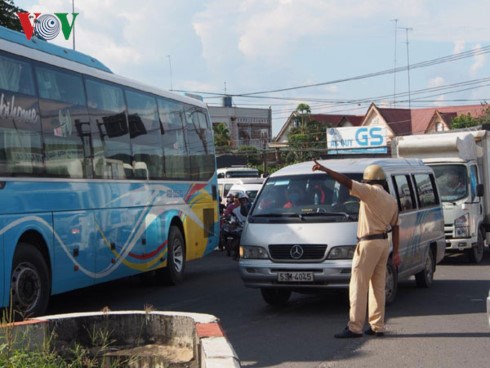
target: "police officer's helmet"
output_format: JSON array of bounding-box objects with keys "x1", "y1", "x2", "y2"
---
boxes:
[{"x1": 363, "y1": 165, "x2": 386, "y2": 181}]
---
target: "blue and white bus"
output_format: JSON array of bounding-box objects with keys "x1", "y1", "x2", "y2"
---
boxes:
[{"x1": 0, "y1": 26, "x2": 219, "y2": 318}]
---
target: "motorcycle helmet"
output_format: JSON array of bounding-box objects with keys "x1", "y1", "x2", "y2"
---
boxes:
[{"x1": 237, "y1": 192, "x2": 249, "y2": 200}]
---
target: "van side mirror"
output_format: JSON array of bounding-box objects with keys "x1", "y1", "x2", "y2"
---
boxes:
[{"x1": 476, "y1": 183, "x2": 484, "y2": 197}]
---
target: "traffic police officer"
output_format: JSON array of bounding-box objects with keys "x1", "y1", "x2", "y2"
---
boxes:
[{"x1": 312, "y1": 160, "x2": 400, "y2": 338}]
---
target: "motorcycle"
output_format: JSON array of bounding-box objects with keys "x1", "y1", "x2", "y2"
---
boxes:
[{"x1": 220, "y1": 213, "x2": 243, "y2": 261}]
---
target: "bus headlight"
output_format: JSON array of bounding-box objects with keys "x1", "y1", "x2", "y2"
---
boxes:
[
  {"x1": 454, "y1": 213, "x2": 470, "y2": 238},
  {"x1": 240, "y1": 246, "x2": 269, "y2": 259},
  {"x1": 327, "y1": 245, "x2": 356, "y2": 259}
]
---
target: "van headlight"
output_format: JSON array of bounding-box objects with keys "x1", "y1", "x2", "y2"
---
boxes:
[
  {"x1": 240, "y1": 246, "x2": 269, "y2": 259},
  {"x1": 454, "y1": 213, "x2": 470, "y2": 238},
  {"x1": 327, "y1": 245, "x2": 356, "y2": 259}
]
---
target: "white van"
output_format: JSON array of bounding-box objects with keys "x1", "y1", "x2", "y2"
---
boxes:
[
  {"x1": 218, "y1": 177, "x2": 265, "y2": 204},
  {"x1": 228, "y1": 182, "x2": 264, "y2": 203},
  {"x1": 217, "y1": 166, "x2": 260, "y2": 179},
  {"x1": 239, "y1": 158, "x2": 446, "y2": 306}
]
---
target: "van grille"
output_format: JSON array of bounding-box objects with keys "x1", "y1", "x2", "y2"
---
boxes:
[{"x1": 269, "y1": 244, "x2": 327, "y2": 261}]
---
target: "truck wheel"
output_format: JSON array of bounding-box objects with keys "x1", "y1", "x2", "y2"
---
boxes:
[
  {"x1": 385, "y1": 260, "x2": 398, "y2": 305},
  {"x1": 466, "y1": 228, "x2": 484, "y2": 264},
  {"x1": 415, "y1": 248, "x2": 435, "y2": 288},
  {"x1": 261, "y1": 288, "x2": 291, "y2": 306},
  {"x1": 158, "y1": 226, "x2": 185, "y2": 285},
  {"x1": 11, "y1": 243, "x2": 51, "y2": 319}
]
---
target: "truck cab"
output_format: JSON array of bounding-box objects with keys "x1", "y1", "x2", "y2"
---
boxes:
[
  {"x1": 393, "y1": 130, "x2": 488, "y2": 263},
  {"x1": 425, "y1": 158, "x2": 485, "y2": 263}
]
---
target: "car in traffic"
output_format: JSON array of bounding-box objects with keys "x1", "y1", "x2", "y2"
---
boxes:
[{"x1": 238, "y1": 158, "x2": 446, "y2": 306}]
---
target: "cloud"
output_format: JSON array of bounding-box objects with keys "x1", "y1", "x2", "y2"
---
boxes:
[
  {"x1": 470, "y1": 44, "x2": 485, "y2": 76},
  {"x1": 427, "y1": 76, "x2": 446, "y2": 104},
  {"x1": 13, "y1": 0, "x2": 490, "y2": 132},
  {"x1": 427, "y1": 76, "x2": 445, "y2": 88},
  {"x1": 453, "y1": 40, "x2": 465, "y2": 54}
]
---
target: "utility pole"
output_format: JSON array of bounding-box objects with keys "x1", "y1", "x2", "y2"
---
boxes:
[
  {"x1": 72, "y1": 0, "x2": 75, "y2": 50},
  {"x1": 399, "y1": 26, "x2": 413, "y2": 108},
  {"x1": 391, "y1": 19, "x2": 398, "y2": 107}
]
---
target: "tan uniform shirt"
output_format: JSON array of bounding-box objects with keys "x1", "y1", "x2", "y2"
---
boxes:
[{"x1": 350, "y1": 181, "x2": 399, "y2": 238}]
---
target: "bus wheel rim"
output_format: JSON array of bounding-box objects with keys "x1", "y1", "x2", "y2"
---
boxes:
[{"x1": 11, "y1": 262, "x2": 41, "y2": 312}]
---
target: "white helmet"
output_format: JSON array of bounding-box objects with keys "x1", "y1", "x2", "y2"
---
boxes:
[
  {"x1": 237, "y1": 192, "x2": 249, "y2": 200},
  {"x1": 363, "y1": 165, "x2": 386, "y2": 181}
]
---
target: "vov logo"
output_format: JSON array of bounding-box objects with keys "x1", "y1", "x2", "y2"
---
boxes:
[{"x1": 16, "y1": 12, "x2": 78, "y2": 41}]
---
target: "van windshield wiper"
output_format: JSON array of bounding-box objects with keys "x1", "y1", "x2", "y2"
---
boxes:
[
  {"x1": 252, "y1": 212, "x2": 303, "y2": 218},
  {"x1": 301, "y1": 211, "x2": 355, "y2": 220}
]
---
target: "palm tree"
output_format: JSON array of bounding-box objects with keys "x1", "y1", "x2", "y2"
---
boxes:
[
  {"x1": 287, "y1": 103, "x2": 312, "y2": 161},
  {"x1": 295, "y1": 103, "x2": 311, "y2": 134},
  {"x1": 213, "y1": 122, "x2": 232, "y2": 153}
]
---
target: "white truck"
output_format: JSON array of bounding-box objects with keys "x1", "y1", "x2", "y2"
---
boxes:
[{"x1": 392, "y1": 129, "x2": 490, "y2": 263}]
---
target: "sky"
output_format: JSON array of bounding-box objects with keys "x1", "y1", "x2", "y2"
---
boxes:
[{"x1": 13, "y1": 0, "x2": 490, "y2": 136}]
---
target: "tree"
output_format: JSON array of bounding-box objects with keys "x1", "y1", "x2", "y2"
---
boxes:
[
  {"x1": 451, "y1": 103, "x2": 490, "y2": 129},
  {"x1": 451, "y1": 113, "x2": 479, "y2": 129},
  {"x1": 287, "y1": 103, "x2": 327, "y2": 162},
  {"x1": 0, "y1": 0, "x2": 26, "y2": 32},
  {"x1": 213, "y1": 122, "x2": 232, "y2": 153},
  {"x1": 237, "y1": 145, "x2": 261, "y2": 166}
]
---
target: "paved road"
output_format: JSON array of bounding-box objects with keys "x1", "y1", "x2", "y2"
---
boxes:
[{"x1": 47, "y1": 250, "x2": 490, "y2": 367}]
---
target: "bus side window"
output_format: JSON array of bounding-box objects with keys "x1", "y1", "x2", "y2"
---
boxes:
[
  {"x1": 158, "y1": 97, "x2": 188, "y2": 180},
  {"x1": 0, "y1": 54, "x2": 35, "y2": 95}
]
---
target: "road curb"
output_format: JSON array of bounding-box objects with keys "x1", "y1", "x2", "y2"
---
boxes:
[{"x1": 2, "y1": 310, "x2": 241, "y2": 367}]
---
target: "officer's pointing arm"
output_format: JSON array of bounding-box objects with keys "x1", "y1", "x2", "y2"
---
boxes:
[{"x1": 312, "y1": 160, "x2": 352, "y2": 190}]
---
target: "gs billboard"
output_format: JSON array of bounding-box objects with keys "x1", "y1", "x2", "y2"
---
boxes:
[{"x1": 327, "y1": 126, "x2": 387, "y2": 154}]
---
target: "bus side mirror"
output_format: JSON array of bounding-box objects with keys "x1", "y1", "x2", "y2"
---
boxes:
[{"x1": 476, "y1": 183, "x2": 484, "y2": 197}]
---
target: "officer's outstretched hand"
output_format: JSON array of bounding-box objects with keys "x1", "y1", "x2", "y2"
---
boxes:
[{"x1": 312, "y1": 159, "x2": 325, "y2": 172}]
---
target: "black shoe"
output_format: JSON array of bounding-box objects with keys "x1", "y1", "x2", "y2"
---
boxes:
[
  {"x1": 334, "y1": 327, "x2": 363, "y2": 338},
  {"x1": 364, "y1": 327, "x2": 384, "y2": 337}
]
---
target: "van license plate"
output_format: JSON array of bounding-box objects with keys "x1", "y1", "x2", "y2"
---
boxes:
[{"x1": 277, "y1": 272, "x2": 314, "y2": 282}]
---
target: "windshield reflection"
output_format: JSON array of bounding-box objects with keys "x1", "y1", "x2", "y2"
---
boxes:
[
  {"x1": 251, "y1": 173, "x2": 362, "y2": 220},
  {"x1": 432, "y1": 165, "x2": 468, "y2": 202}
]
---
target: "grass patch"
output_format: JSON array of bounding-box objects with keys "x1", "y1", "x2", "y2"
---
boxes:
[{"x1": 1, "y1": 307, "x2": 130, "y2": 368}]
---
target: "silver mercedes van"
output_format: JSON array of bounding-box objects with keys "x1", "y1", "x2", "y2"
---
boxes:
[{"x1": 238, "y1": 158, "x2": 445, "y2": 305}]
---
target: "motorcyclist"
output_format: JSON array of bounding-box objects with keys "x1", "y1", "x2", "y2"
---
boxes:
[
  {"x1": 232, "y1": 192, "x2": 251, "y2": 224},
  {"x1": 224, "y1": 193, "x2": 239, "y2": 216}
]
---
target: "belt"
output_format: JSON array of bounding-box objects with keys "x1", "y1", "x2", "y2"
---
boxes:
[{"x1": 357, "y1": 233, "x2": 388, "y2": 242}]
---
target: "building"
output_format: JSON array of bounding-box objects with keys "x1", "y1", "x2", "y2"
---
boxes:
[
  {"x1": 271, "y1": 111, "x2": 365, "y2": 149},
  {"x1": 273, "y1": 103, "x2": 487, "y2": 151},
  {"x1": 208, "y1": 97, "x2": 272, "y2": 150},
  {"x1": 362, "y1": 103, "x2": 487, "y2": 147}
]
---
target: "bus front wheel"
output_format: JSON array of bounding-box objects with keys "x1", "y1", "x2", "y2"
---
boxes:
[
  {"x1": 10, "y1": 243, "x2": 50, "y2": 319},
  {"x1": 158, "y1": 226, "x2": 186, "y2": 285}
]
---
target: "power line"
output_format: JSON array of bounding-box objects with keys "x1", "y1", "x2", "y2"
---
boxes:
[{"x1": 175, "y1": 46, "x2": 490, "y2": 99}]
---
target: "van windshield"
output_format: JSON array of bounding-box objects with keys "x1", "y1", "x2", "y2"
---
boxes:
[{"x1": 250, "y1": 173, "x2": 362, "y2": 221}]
